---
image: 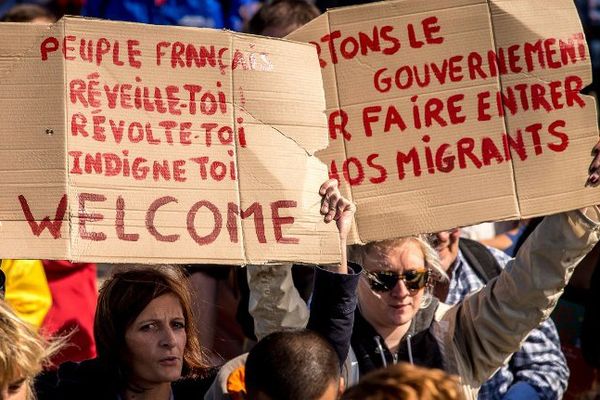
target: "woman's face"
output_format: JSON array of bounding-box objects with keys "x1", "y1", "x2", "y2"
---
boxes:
[
  {"x1": 0, "y1": 377, "x2": 28, "y2": 400},
  {"x1": 124, "y1": 293, "x2": 186, "y2": 389},
  {"x1": 358, "y1": 240, "x2": 427, "y2": 331}
]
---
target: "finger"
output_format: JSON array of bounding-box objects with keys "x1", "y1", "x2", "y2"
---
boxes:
[
  {"x1": 590, "y1": 155, "x2": 600, "y2": 174},
  {"x1": 323, "y1": 183, "x2": 338, "y2": 199},
  {"x1": 320, "y1": 196, "x2": 329, "y2": 215},
  {"x1": 334, "y1": 198, "x2": 352, "y2": 221},
  {"x1": 587, "y1": 173, "x2": 600, "y2": 187},
  {"x1": 589, "y1": 141, "x2": 600, "y2": 172},
  {"x1": 321, "y1": 191, "x2": 339, "y2": 214},
  {"x1": 321, "y1": 185, "x2": 339, "y2": 208},
  {"x1": 327, "y1": 190, "x2": 341, "y2": 209},
  {"x1": 325, "y1": 193, "x2": 341, "y2": 221},
  {"x1": 325, "y1": 207, "x2": 336, "y2": 222},
  {"x1": 320, "y1": 184, "x2": 337, "y2": 215},
  {"x1": 320, "y1": 179, "x2": 338, "y2": 195}
]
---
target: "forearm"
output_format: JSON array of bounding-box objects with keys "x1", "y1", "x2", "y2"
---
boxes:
[
  {"x1": 307, "y1": 262, "x2": 360, "y2": 367},
  {"x1": 452, "y1": 209, "x2": 599, "y2": 385}
]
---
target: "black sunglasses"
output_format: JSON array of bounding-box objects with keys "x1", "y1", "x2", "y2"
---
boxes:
[{"x1": 363, "y1": 269, "x2": 430, "y2": 292}]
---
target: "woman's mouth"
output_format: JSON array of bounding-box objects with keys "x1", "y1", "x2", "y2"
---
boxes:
[
  {"x1": 389, "y1": 303, "x2": 409, "y2": 309},
  {"x1": 159, "y1": 356, "x2": 180, "y2": 366}
]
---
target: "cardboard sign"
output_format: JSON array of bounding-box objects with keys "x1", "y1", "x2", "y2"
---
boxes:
[
  {"x1": 0, "y1": 17, "x2": 340, "y2": 264},
  {"x1": 288, "y1": 0, "x2": 600, "y2": 242}
]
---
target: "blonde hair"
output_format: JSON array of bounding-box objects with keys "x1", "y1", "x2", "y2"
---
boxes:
[
  {"x1": 342, "y1": 363, "x2": 465, "y2": 400},
  {"x1": 349, "y1": 235, "x2": 447, "y2": 283},
  {"x1": 0, "y1": 299, "x2": 60, "y2": 398}
]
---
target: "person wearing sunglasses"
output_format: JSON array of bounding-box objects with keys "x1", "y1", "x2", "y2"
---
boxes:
[
  {"x1": 348, "y1": 235, "x2": 446, "y2": 372},
  {"x1": 345, "y1": 201, "x2": 600, "y2": 400},
  {"x1": 340, "y1": 141, "x2": 600, "y2": 398}
]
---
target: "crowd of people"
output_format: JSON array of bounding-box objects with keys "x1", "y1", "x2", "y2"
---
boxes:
[{"x1": 1, "y1": 0, "x2": 600, "y2": 399}]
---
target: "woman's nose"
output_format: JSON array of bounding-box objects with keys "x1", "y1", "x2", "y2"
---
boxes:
[{"x1": 160, "y1": 328, "x2": 177, "y2": 348}]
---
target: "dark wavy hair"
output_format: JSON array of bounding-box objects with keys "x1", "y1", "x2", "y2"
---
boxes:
[{"x1": 94, "y1": 265, "x2": 209, "y2": 388}]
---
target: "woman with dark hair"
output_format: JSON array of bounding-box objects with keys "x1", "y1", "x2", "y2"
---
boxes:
[{"x1": 36, "y1": 265, "x2": 214, "y2": 400}]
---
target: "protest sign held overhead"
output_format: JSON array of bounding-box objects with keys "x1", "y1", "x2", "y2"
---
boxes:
[
  {"x1": 0, "y1": 17, "x2": 340, "y2": 264},
  {"x1": 288, "y1": 0, "x2": 600, "y2": 242}
]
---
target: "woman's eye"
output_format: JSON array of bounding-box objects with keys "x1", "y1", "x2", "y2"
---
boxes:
[
  {"x1": 141, "y1": 323, "x2": 156, "y2": 331},
  {"x1": 8, "y1": 379, "x2": 25, "y2": 393},
  {"x1": 172, "y1": 321, "x2": 185, "y2": 330}
]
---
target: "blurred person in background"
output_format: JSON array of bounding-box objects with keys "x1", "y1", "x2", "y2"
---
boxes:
[
  {"x1": 41, "y1": 260, "x2": 98, "y2": 366},
  {"x1": 0, "y1": 298, "x2": 60, "y2": 400},
  {"x1": 246, "y1": 0, "x2": 319, "y2": 37},
  {"x1": 81, "y1": 0, "x2": 260, "y2": 31},
  {"x1": 0, "y1": 1, "x2": 80, "y2": 20},
  {"x1": 0, "y1": 260, "x2": 52, "y2": 330},
  {"x1": 0, "y1": 3, "x2": 55, "y2": 22}
]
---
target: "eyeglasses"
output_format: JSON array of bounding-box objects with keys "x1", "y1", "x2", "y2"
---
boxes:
[{"x1": 363, "y1": 269, "x2": 430, "y2": 292}]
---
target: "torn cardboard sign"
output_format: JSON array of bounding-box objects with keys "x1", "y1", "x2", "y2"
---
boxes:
[
  {"x1": 288, "y1": 0, "x2": 600, "y2": 242},
  {"x1": 0, "y1": 17, "x2": 340, "y2": 264}
]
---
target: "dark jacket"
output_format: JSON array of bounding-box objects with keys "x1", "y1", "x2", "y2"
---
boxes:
[
  {"x1": 351, "y1": 298, "x2": 444, "y2": 375},
  {"x1": 35, "y1": 358, "x2": 217, "y2": 400},
  {"x1": 307, "y1": 263, "x2": 361, "y2": 366}
]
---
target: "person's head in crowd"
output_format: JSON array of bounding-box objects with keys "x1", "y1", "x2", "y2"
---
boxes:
[
  {"x1": 94, "y1": 265, "x2": 209, "y2": 396},
  {"x1": 246, "y1": 0, "x2": 320, "y2": 37},
  {"x1": 341, "y1": 363, "x2": 464, "y2": 400},
  {"x1": 350, "y1": 237, "x2": 445, "y2": 336},
  {"x1": 245, "y1": 330, "x2": 344, "y2": 400},
  {"x1": 0, "y1": 4, "x2": 56, "y2": 24},
  {"x1": 0, "y1": 299, "x2": 55, "y2": 400},
  {"x1": 428, "y1": 228, "x2": 461, "y2": 271}
]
